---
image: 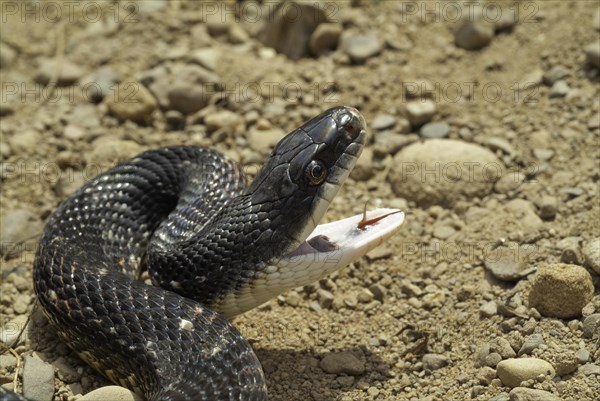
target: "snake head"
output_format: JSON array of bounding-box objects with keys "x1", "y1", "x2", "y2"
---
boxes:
[{"x1": 247, "y1": 106, "x2": 367, "y2": 252}]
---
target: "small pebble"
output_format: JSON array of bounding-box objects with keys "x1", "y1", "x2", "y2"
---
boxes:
[
  {"x1": 578, "y1": 363, "x2": 600, "y2": 376},
  {"x1": 420, "y1": 122, "x2": 450, "y2": 139},
  {"x1": 368, "y1": 284, "x2": 386, "y2": 302},
  {"x1": 371, "y1": 114, "x2": 396, "y2": 131},
  {"x1": 585, "y1": 42, "x2": 600, "y2": 68},
  {"x1": 495, "y1": 338, "x2": 516, "y2": 359},
  {"x1": 35, "y1": 58, "x2": 84, "y2": 86},
  {"x1": 539, "y1": 196, "x2": 558, "y2": 219},
  {"x1": 552, "y1": 353, "x2": 579, "y2": 375},
  {"x1": 575, "y1": 348, "x2": 590, "y2": 363},
  {"x1": 518, "y1": 334, "x2": 544, "y2": 356},
  {"x1": 204, "y1": 110, "x2": 242, "y2": 132},
  {"x1": 341, "y1": 33, "x2": 383, "y2": 64},
  {"x1": 549, "y1": 80, "x2": 569, "y2": 98},
  {"x1": 317, "y1": 289, "x2": 334, "y2": 309},
  {"x1": 432, "y1": 225, "x2": 456, "y2": 239},
  {"x1": 528, "y1": 263, "x2": 594, "y2": 318},
  {"x1": 496, "y1": 358, "x2": 555, "y2": 388},
  {"x1": 479, "y1": 301, "x2": 498, "y2": 317},
  {"x1": 489, "y1": 393, "x2": 510, "y2": 401},
  {"x1": 484, "y1": 352, "x2": 502, "y2": 368},
  {"x1": 532, "y1": 148, "x2": 554, "y2": 161},
  {"x1": 422, "y1": 353, "x2": 449, "y2": 371},
  {"x1": 582, "y1": 313, "x2": 600, "y2": 338},
  {"x1": 508, "y1": 387, "x2": 562, "y2": 401},
  {"x1": 476, "y1": 366, "x2": 496, "y2": 385},
  {"x1": 405, "y1": 100, "x2": 436, "y2": 126},
  {"x1": 454, "y1": 18, "x2": 494, "y2": 50},
  {"x1": 543, "y1": 65, "x2": 569, "y2": 85},
  {"x1": 483, "y1": 243, "x2": 534, "y2": 281},
  {"x1": 285, "y1": 290, "x2": 301, "y2": 307},
  {"x1": 320, "y1": 352, "x2": 365, "y2": 375},
  {"x1": 106, "y1": 81, "x2": 157, "y2": 122}
]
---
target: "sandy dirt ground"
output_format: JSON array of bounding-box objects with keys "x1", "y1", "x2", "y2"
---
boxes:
[{"x1": 1, "y1": 1, "x2": 599, "y2": 401}]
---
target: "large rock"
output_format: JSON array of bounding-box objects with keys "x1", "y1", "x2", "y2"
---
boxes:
[
  {"x1": 389, "y1": 139, "x2": 503, "y2": 207},
  {"x1": 496, "y1": 358, "x2": 555, "y2": 388},
  {"x1": 528, "y1": 263, "x2": 594, "y2": 318}
]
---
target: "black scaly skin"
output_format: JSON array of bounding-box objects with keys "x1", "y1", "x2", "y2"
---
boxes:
[{"x1": 32, "y1": 107, "x2": 365, "y2": 401}]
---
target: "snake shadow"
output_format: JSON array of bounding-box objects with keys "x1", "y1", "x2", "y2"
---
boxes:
[{"x1": 255, "y1": 346, "x2": 391, "y2": 401}]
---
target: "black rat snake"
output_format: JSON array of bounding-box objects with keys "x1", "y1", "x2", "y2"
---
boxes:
[{"x1": 7, "y1": 107, "x2": 404, "y2": 400}]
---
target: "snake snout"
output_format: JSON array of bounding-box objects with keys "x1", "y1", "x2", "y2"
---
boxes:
[{"x1": 335, "y1": 106, "x2": 366, "y2": 143}]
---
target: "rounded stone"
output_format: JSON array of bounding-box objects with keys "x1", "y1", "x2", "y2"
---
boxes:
[
  {"x1": 496, "y1": 358, "x2": 555, "y2": 388},
  {"x1": 454, "y1": 19, "x2": 494, "y2": 50},
  {"x1": 320, "y1": 352, "x2": 365, "y2": 375},
  {"x1": 389, "y1": 139, "x2": 503, "y2": 208},
  {"x1": 528, "y1": 263, "x2": 594, "y2": 318},
  {"x1": 106, "y1": 81, "x2": 157, "y2": 122},
  {"x1": 78, "y1": 386, "x2": 142, "y2": 401},
  {"x1": 341, "y1": 32, "x2": 383, "y2": 64}
]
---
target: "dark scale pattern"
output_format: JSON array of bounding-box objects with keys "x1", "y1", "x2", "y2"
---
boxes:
[
  {"x1": 33, "y1": 107, "x2": 366, "y2": 401},
  {"x1": 34, "y1": 147, "x2": 267, "y2": 401}
]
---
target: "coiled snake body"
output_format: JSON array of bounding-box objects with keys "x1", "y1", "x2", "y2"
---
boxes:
[{"x1": 28, "y1": 107, "x2": 404, "y2": 400}]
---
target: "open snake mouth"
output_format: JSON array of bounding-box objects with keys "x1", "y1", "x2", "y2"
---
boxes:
[
  {"x1": 218, "y1": 208, "x2": 404, "y2": 317},
  {"x1": 278, "y1": 208, "x2": 404, "y2": 282}
]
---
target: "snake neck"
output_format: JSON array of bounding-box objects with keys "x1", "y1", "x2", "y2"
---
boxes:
[{"x1": 146, "y1": 193, "x2": 305, "y2": 310}]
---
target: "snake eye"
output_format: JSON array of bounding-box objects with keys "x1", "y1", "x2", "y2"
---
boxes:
[{"x1": 305, "y1": 160, "x2": 327, "y2": 185}]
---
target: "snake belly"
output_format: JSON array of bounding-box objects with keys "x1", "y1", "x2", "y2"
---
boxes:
[{"x1": 32, "y1": 106, "x2": 403, "y2": 401}]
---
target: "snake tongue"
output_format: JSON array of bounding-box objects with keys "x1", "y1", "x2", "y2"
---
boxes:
[{"x1": 277, "y1": 208, "x2": 404, "y2": 284}]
